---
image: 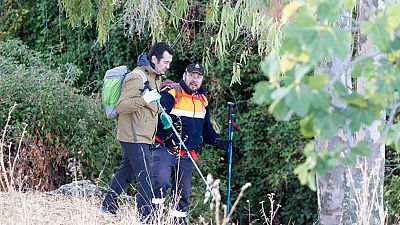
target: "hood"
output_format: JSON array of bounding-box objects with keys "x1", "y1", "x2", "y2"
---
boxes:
[
  {"x1": 137, "y1": 53, "x2": 156, "y2": 70},
  {"x1": 179, "y1": 80, "x2": 206, "y2": 95}
]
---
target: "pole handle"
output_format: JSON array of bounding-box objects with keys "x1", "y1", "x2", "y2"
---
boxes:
[{"x1": 227, "y1": 102, "x2": 234, "y2": 116}]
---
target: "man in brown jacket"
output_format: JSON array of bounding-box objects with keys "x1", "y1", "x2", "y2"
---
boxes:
[{"x1": 101, "y1": 42, "x2": 173, "y2": 221}]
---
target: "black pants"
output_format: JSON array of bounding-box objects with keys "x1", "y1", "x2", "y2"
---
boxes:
[
  {"x1": 102, "y1": 141, "x2": 154, "y2": 219},
  {"x1": 151, "y1": 145, "x2": 194, "y2": 223}
]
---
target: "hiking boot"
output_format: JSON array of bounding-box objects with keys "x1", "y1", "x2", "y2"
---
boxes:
[{"x1": 99, "y1": 207, "x2": 117, "y2": 216}]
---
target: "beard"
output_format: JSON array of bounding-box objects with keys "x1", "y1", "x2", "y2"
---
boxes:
[{"x1": 188, "y1": 83, "x2": 199, "y2": 92}]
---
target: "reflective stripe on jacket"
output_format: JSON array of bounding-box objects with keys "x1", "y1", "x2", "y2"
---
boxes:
[{"x1": 156, "y1": 80, "x2": 220, "y2": 151}]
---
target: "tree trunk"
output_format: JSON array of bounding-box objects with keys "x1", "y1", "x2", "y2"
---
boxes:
[
  {"x1": 351, "y1": 0, "x2": 386, "y2": 224},
  {"x1": 316, "y1": 1, "x2": 385, "y2": 224},
  {"x1": 315, "y1": 7, "x2": 354, "y2": 224}
]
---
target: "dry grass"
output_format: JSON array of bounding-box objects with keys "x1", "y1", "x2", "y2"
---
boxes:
[
  {"x1": 0, "y1": 191, "x2": 125, "y2": 225},
  {"x1": 0, "y1": 188, "x2": 275, "y2": 225},
  {"x1": 0, "y1": 190, "x2": 183, "y2": 225}
]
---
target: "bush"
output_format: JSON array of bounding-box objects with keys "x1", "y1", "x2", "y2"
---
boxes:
[
  {"x1": 385, "y1": 148, "x2": 400, "y2": 223},
  {"x1": 0, "y1": 40, "x2": 119, "y2": 190}
]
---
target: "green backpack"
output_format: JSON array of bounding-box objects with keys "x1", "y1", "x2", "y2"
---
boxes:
[{"x1": 102, "y1": 66, "x2": 147, "y2": 119}]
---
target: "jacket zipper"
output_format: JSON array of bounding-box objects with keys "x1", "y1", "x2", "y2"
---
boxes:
[{"x1": 192, "y1": 94, "x2": 196, "y2": 118}]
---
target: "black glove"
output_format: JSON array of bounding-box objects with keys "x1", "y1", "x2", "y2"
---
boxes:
[{"x1": 214, "y1": 139, "x2": 238, "y2": 158}]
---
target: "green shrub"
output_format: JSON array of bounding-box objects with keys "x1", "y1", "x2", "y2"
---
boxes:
[
  {"x1": 0, "y1": 40, "x2": 119, "y2": 190},
  {"x1": 230, "y1": 109, "x2": 317, "y2": 224},
  {"x1": 385, "y1": 148, "x2": 400, "y2": 223}
]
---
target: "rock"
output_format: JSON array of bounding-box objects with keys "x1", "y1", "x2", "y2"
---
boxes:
[{"x1": 53, "y1": 180, "x2": 104, "y2": 198}]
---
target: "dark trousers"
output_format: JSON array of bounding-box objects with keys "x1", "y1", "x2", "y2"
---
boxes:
[
  {"x1": 151, "y1": 145, "x2": 194, "y2": 220},
  {"x1": 102, "y1": 141, "x2": 154, "y2": 219}
]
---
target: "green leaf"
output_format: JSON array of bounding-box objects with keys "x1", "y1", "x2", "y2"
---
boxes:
[
  {"x1": 351, "y1": 140, "x2": 371, "y2": 157},
  {"x1": 300, "y1": 116, "x2": 316, "y2": 137},
  {"x1": 332, "y1": 80, "x2": 349, "y2": 96},
  {"x1": 317, "y1": 0, "x2": 341, "y2": 23},
  {"x1": 321, "y1": 28, "x2": 351, "y2": 59},
  {"x1": 231, "y1": 62, "x2": 241, "y2": 85},
  {"x1": 294, "y1": 142, "x2": 317, "y2": 191},
  {"x1": 269, "y1": 98, "x2": 293, "y2": 121},
  {"x1": 294, "y1": 64, "x2": 312, "y2": 82},
  {"x1": 361, "y1": 18, "x2": 391, "y2": 51},
  {"x1": 307, "y1": 172, "x2": 317, "y2": 191},
  {"x1": 271, "y1": 87, "x2": 291, "y2": 100},
  {"x1": 281, "y1": 37, "x2": 302, "y2": 55},
  {"x1": 330, "y1": 108, "x2": 347, "y2": 126},
  {"x1": 306, "y1": 73, "x2": 329, "y2": 90},
  {"x1": 341, "y1": 93, "x2": 368, "y2": 108},
  {"x1": 351, "y1": 58, "x2": 375, "y2": 78},
  {"x1": 261, "y1": 50, "x2": 280, "y2": 83},
  {"x1": 345, "y1": 141, "x2": 372, "y2": 165},
  {"x1": 303, "y1": 142, "x2": 315, "y2": 156},
  {"x1": 280, "y1": 55, "x2": 296, "y2": 74},
  {"x1": 294, "y1": 164, "x2": 309, "y2": 186},
  {"x1": 252, "y1": 81, "x2": 272, "y2": 105},
  {"x1": 315, "y1": 111, "x2": 340, "y2": 138},
  {"x1": 308, "y1": 37, "x2": 326, "y2": 62},
  {"x1": 323, "y1": 152, "x2": 340, "y2": 172},
  {"x1": 315, "y1": 149, "x2": 340, "y2": 176},
  {"x1": 359, "y1": 107, "x2": 377, "y2": 126},
  {"x1": 296, "y1": 8, "x2": 317, "y2": 26},
  {"x1": 344, "y1": 153, "x2": 357, "y2": 165},
  {"x1": 386, "y1": 123, "x2": 400, "y2": 152},
  {"x1": 284, "y1": 23, "x2": 318, "y2": 46},
  {"x1": 387, "y1": 3, "x2": 400, "y2": 33},
  {"x1": 345, "y1": 106, "x2": 377, "y2": 131},
  {"x1": 285, "y1": 86, "x2": 312, "y2": 117},
  {"x1": 310, "y1": 90, "x2": 330, "y2": 110}
]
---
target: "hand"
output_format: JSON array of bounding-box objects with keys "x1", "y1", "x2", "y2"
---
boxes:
[
  {"x1": 160, "y1": 113, "x2": 172, "y2": 129},
  {"x1": 142, "y1": 89, "x2": 161, "y2": 104},
  {"x1": 214, "y1": 139, "x2": 238, "y2": 158}
]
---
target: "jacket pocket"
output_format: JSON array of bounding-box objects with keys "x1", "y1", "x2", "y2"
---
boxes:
[{"x1": 135, "y1": 109, "x2": 157, "y2": 138}]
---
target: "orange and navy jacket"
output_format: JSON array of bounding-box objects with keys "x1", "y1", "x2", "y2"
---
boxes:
[{"x1": 156, "y1": 80, "x2": 220, "y2": 152}]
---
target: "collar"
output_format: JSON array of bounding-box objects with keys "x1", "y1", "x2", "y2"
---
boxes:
[{"x1": 137, "y1": 53, "x2": 159, "y2": 75}]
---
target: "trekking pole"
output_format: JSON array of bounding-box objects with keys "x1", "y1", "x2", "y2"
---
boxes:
[
  {"x1": 143, "y1": 81, "x2": 216, "y2": 199},
  {"x1": 226, "y1": 102, "x2": 234, "y2": 221}
]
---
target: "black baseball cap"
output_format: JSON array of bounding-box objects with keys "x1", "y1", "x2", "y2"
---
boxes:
[{"x1": 185, "y1": 63, "x2": 204, "y2": 76}]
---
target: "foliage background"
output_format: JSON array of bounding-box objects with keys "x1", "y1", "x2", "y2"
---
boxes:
[{"x1": 1, "y1": 0, "x2": 399, "y2": 224}]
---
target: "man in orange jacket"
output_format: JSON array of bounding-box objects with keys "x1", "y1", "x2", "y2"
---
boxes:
[{"x1": 151, "y1": 63, "x2": 233, "y2": 224}]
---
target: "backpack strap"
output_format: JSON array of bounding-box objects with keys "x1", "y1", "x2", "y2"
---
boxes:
[
  {"x1": 161, "y1": 80, "x2": 176, "y2": 90},
  {"x1": 131, "y1": 69, "x2": 148, "y2": 89},
  {"x1": 128, "y1": 69, "x2": 147, "y2": 143},
  {"x1": 171, "y1": 83, "x2": 182, "y2": 104},
  {"x1": 161, "y1": 82, "x2": 182, "y2": 104},
  {"x1": 198, "y1": 94, "x2": 207, "y2": 107}
]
